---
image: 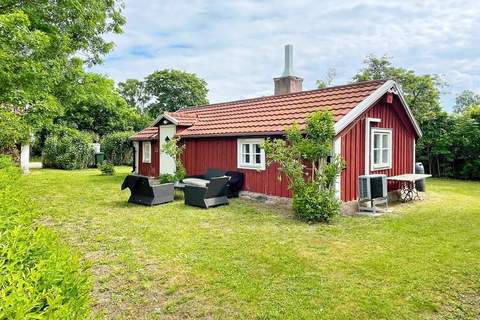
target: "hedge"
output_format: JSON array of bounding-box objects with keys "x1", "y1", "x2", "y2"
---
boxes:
[
  {"x1": 42, "y1": 127, "x2": 95, "y2": 170},
  {"x1": 101, "y1": 131, "x2": 134, "y2": 166},
  {"x1": 0, "y1": 156, "x2": 91, "y2": 318}
]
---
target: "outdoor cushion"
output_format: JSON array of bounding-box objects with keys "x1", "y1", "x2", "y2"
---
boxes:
[{"x1": 182, "y1": 178, "x2": 209, "y2": 187}]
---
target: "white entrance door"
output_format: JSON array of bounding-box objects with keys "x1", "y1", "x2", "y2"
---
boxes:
[{"x1": 159, "y1": 125, "x2": 176, "y2": 175}]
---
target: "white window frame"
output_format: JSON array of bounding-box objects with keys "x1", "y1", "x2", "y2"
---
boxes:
[
  {"x1": 370, "y1": 128, "x2": 392, "y2": 171},
  {"x1": 142, "y1": 141, "x2": 151, "y2": 164},
  {"x1": 237, "y1": 138, "x2": 266, "y2": 170}
]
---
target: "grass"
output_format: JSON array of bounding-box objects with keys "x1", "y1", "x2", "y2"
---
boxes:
[{"x1": 17, "y1": 167, "x2": 480, "y2": 319}]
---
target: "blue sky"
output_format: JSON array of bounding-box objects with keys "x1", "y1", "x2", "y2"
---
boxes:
[{"x1": 91, "y1": 0, "x2": 480, "y2": 112}]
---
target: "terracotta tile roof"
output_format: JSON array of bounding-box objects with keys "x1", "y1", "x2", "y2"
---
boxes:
[
  {"x1": 131, "y1": 126, "x2": 158, "y2": 141},
  {"x1": 131, "y1": 80, "x2": 386, "y2": 140}
]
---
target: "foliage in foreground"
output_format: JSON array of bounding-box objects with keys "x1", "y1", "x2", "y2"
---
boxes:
[
  {"x1": 264, "y1": 111, "x2": 345, "y2": 222},
  {"x1": 0, "y1": 108, "x2": 29, "y2": 158},
  {"x1": 101, "y1": 131, "x2": 134, "y2": 166},
  {"x1": 99, "y1": 161, "x2": 115, "y2": 175},
  {"x1": 42, "y1": 127, "x2": 95, "y2": 170},
  {"x1": 0, "y1": 156, "x2": 90, "y2": 318},
  {"x1": 162, "y1": 137, "x2": 187, "y2": 181}
]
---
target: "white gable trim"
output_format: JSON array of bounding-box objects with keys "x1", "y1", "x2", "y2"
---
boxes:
[
  {"x1": 334, "y1": 80, "x2": 422, "y2": 138},
  {"x1": 152, "y1": 113, "x2": 179, "y2": 126}
]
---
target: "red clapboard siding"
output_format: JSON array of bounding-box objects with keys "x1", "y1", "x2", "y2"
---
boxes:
[
  {"x1": 181, "y1": 137, "x2": 292, "y2": 198},
  {"x1": 339, "y1": 94, "x2": 416, "y2": 201}
]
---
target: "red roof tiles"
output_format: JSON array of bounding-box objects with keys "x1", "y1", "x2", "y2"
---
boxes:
[{"x1": 131, "y1": 80, "x2": 386, "y2": 140}]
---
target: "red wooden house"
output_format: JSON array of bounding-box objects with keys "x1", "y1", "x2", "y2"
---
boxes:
[{"x1": 131, "y1": 47, "x2": 421, "y2": 203}]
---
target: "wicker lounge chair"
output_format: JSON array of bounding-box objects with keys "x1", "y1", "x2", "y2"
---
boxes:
[
  {"x1": 183, "y1": 168, "x2": 244, "y2": 198},
  {"x1": 121, "y1": 174, "x2": 174, "y2": 206},
  {"x1": 183, "y1": 176, "x2": 230, "y2": 208}
]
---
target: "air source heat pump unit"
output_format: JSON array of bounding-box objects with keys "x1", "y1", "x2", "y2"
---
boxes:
[
  {"x1": 358, "y1": 174, "x2": 388, "y2": 214},
  {"x1": 358, "y1": 174, "x2": 387, "y2": 199}
]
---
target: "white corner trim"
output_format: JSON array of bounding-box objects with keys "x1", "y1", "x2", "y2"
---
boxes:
[
  {"x1": 334, "y1": 80, "x2": 422, "y2": 138},
  {"x1": 413, "y1": 139, "x2": 416, "y2": 174},
  {"x1": 364, "y1": 118, "x2": 382, "y2": 175},
  {"x1": 333, "y1": 137, "x2": 341, "y2": 199},
  {"x1": 237, "y1": 138, "x2": 266, "y2": 170}
]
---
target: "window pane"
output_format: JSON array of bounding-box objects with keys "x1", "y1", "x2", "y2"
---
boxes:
[
  {"x1": 255, "y1": 154, "x2": 261, "y2": 164},
  {"x1": 382, "y1": 134, "x2": 389, "y2": 148},
  {"x1": 254, "y1": 144, "x2": 261, "y2": 154},
  {"x1": 374, "y1": 149, "x2": 380, "y2": 164},
  {"x1": 382, "y1": 149, "x2": 389, "y2": 163},
  {"x1": 242, "y1": 143, "x2": 250, "y2": 154},
  {"x1": 374, "y1": 134, "x2": 381, "y2": 148},
  {"x1": 244, "y1": 154, "x2": 250, "y2": 163}
]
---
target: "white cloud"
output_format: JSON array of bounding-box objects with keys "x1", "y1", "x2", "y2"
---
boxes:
[{"x1": 91, "y1": 0, "x2": 480, "y2": 111}]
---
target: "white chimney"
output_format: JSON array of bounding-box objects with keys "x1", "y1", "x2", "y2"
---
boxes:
[{"x1": 282, "y1": 44, "x2": 294, "y2": 76}]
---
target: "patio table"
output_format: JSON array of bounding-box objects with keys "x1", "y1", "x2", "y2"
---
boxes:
[{"x1": 387, "y1": 174, "x2": 432, "y2": 202}]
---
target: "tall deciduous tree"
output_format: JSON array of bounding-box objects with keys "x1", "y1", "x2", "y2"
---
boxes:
[
  {"x1": 144, "y1": 69, "x2": 208, "y2": 117},
  {"x1": 353, "y1": 55, "x2": 444, "y2": 123},
  {"x1": 58, "y1": 71, "x2": 148, "y2": 137},
  {"x1": 0, "y1": 0, "x2": 125, "y2": 64},
  {"x1": 0, "y1": 1, "x2": 125, "y2": 129},
  {"x1": 453, "y1": 90, "x2": 480, "y2": 113},
  {"x1": 117, "y1": 79, "x2": 149, "y2": 112}
]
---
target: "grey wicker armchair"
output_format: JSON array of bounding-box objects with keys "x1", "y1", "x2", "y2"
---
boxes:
[
  {"x1": 183, "y1": 176, "x2": 229, "y2": 208},
  {"x1": 121, "y1": 175, "x2": 174, "y2": 206}
]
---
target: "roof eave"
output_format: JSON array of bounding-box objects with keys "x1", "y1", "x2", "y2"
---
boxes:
[
  {"x1": 334, "y1": 80, "x2": 422, "y2": 138},
  {"x1": 151, "y1": 113, "x2": 179, "y2": 126}
]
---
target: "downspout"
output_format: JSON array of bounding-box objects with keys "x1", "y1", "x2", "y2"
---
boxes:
[{"x1": 364, "y1": 117, "x2": 381, "y2": 175}]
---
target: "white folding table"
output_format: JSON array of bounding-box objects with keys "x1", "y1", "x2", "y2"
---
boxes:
[{"x1": 387, "y1": 174, "x2": 432, "y2": 202}]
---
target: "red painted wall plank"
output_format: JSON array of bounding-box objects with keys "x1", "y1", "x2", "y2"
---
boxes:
[{"x1": 339, "y1": 95, "x2": 416, "y2": 201}]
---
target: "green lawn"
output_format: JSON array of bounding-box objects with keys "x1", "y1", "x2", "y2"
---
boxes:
[{"x1": 17, "y1": 167, "x2": 480, "y2": 319}]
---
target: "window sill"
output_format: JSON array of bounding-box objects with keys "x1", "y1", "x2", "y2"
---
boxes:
[
  {"x1": 143, "y1": 161, "x2": 151, "y2": 164},
  {"x1": 237, "y1": 164, "x2": 265, "y2": 171},
  {"x1": 371, "y1": 165, "x2": 391, "y2": 171}
]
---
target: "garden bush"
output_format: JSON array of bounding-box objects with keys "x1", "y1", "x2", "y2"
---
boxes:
[
  {"x1": 292, "y1": 184, "x2": 341, "y2": 223},
  {"x1": 264, "y1": 111, "x2": 345, "y2": 223},
  {"x1": 159, "y1": 173, "x2": 176, "y2": 184},
  {"x1": 99, "y1": 161, "x2": 115, "y2": 175},
  {"x1": 42, "y1": 127, "x2": 95, "y2": 170},
  {"x1": 0, "y1": 156, "x2": 91, "y2": 318},
  {"x1": 101, "y1": 131, "x2": 134, "y2": 166}
]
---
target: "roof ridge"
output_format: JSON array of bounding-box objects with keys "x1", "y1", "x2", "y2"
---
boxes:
[{"x1": 174, "y1": 79, "x2": 388, "y2": 114}]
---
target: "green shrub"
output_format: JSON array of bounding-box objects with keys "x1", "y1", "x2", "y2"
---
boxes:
[
  {"x1": 42, "y1": 127, "x2": 95, "y2": 170},
  {"x1": 292, "y1": 184, "x2": 341, "y2": 223},
  {"x1": 0, "y1": 155, "x2": 21, "y2": 189},
  {"x1": 101, "y1": 131, "x2": 134, "y2": 165},
  {"x1": 263, "y1": 111, "x2": 345, "y2": 223},
  {"x1": 0, "y1": 156, "x2": 91, "y2": 318},
  {"x1": 159, "y1": 173, "x2": 176, "y2": 184},
  {"x1": 99, "y1": 161, "x2": 115, "y2": 175}
]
